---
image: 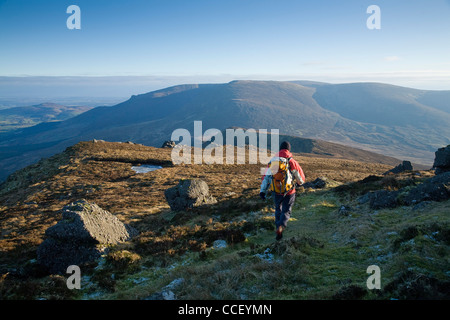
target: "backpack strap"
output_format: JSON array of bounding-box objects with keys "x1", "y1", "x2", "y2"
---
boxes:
[{"x1": 283, "y1": 157, "x2": 293, "y2": 196}]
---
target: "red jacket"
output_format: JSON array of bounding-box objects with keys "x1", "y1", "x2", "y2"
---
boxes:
[{"x1": 260, "y1": 149, "x2": 306, "y2": 195}]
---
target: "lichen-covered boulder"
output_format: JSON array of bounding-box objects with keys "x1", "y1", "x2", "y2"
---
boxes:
[
  {"x1": 37, "y1": 199, "x2": 138, "y2": 274},
  {"x1": 164, "y1": 179, "x2": 217, "y2": 211}
]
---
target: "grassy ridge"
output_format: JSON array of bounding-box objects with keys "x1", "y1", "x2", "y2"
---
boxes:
[{"x1": 0, "y1": 141, "x2": 448, "y2": 300}]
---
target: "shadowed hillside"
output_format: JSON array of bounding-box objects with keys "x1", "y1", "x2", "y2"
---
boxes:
[
  {"x1": 0, "y1": 80, "x2": 448, "y2": 182},
  {"x1": 215, "y1": 128, "x2": 426, "y2": 169}
]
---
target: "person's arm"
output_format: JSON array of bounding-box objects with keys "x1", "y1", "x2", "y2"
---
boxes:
[
  {"x1": 289, "y1": 158, "x2": 306, "y2": 185},
  {"x1": 260, "y1": 173, "x2": 272, "y2": 193},
  {"x1": 259, "y1": 167, "x2": 272, "y2": 199}
]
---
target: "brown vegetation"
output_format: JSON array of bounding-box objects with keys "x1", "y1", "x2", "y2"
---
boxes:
[{"x1": 0, "y1": 140, "x2": 398, "y2": 270}]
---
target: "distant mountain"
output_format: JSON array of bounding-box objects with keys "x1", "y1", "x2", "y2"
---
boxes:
[
  {"x1": 292, "y1": 80, "x2": 450, "y2": 156},
  {"x1": 202, "y1": 128, "x2": 409, "y2": 168},
  {"x1": 0, "y1": 102, "x2": 92, "y2": 132},
  {"x1": 0, "y1": 80, "x2": 448, "y2": 181}
]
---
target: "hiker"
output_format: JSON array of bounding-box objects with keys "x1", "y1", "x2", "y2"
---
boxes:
[{"x1": 260, "y1": 141, "x2": 306, "y2": 240}]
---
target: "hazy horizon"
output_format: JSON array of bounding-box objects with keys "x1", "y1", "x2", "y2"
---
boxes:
[
  {"x1": 1, "y1": 76, "x2": 449, "y2": 106},
  {"x1": 1, "y1": 0, "x2": 449, "y2": 98}
]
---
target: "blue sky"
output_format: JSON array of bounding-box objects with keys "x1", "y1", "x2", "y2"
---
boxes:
[{"x1": 1, "y1": 0, "x2": 450, "y2": 93}]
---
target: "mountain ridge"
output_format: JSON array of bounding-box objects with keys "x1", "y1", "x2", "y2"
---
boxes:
[{"x1": 0, "y1": 80, "x2": 448, "y2": 181}]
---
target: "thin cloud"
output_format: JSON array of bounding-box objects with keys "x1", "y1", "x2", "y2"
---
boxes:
[
  {"x1": 301, "y1": 61, "x2": 327, "y2": 66},
  {"x1": 384, "y1": 56, "x2": 401, "y2": 62}
]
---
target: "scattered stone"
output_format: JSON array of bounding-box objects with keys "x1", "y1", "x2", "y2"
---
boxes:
[
  {"x1": 338, "y1": 205, "x2": 352, "y2": 216},
  {"x1": 161, "y1": 140, "x2": 176, "y2": 148},
  {"x1": 162, "y1": 291, "x2": 176, "y2": 300},
  {"x1": 37, "y1": 199, "x2": 138, "y2": 274},
  {"x1": 144, "y1": 278, "x2": 185, "y2": 300},
  {"x1": 164, "y1": 179, "x2": 217, "y2": 211},
  {"x1": 369, "y1": 190, "x2": 399, "y2": 209},
  {"x1": 302, "y1": 177, "x2": 339, "y2": 189},
  {"x1": 254, "y1": 248, "x2": 274, "y2": 262},
  {"x1": 164, "y1": 278, "x2": 185, "y2": 291},
  {"x1": 384, "y1": 161, "x2": 413, "y2": 175},
  {"x1": 433, "y1": 145, "x2": 450, "y2": 174},
  {"x1": 213, "y1": 240, "x2": 228, "y2": 249}
]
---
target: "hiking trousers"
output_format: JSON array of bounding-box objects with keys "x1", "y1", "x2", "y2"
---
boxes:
[{"x1": 273, "y1": 193, "x2": 296, "y2": 229}]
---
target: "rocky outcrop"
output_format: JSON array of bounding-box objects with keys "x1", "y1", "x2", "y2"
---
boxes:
[
  {"x1": 369, "y1": 190, "x2": 399, "y2": 209},
  {"x1": 302, "y1": 177, "x2": 340, "y2": 189},
  {"x1": 433, "y1": 145, "x2": 450, "y2": 174},
  {"x1": 359, "y1": 172, "x2": 450, "y2": 209},
  {"x1": 403, "y1": 172, "x2": 450, "y2": 205},
  {"x1": 384, "y1": 161, "x2": 413, "y2": 175},
  {"x1": 164, "y1": 179, "x2": 217, "y2": 211},
  {"x1": 37, "y1": 199, "x2": 138, "y2": 274},
  {"x1": 161, "y1": 140, "x2": 176, "y2": 148}
]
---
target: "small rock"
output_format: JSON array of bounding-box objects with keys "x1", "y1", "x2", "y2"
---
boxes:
[
  {"x1": 213, "y1": 240, "x2": 227, "y2": 249},
  {"x1": 302, "y1": 177, "x2": 336, "y2": 189},
  {"x1": 255, "y1": 248, "x2": 274, "y2": 262},
  {"x1": 162, "y1": 291, "x2": 176, "y2": 300},
  {"x1": 164, "y1": 278, "x2": 185, "y2": 291},
  {"x1": 161, "y1": 140, "x2": 176, "y2": 148},
  {"x1": 144, "y1": 278, "x2": 185, "y2": 300},
  {"x1": 338, "y1": 205, "x2": 352, "y2": 216}
]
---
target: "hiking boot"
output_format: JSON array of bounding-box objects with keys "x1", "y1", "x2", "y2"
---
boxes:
[{"x1": 276, "y1": 226, "x2": 284, "y2": 241}]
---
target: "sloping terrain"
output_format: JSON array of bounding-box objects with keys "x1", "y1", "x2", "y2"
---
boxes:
[
  {"x1": 230, "y1": 130, "x2": 420, "y2": 168},
  {"x1": 1, "y1": 80, "x2": 448, "y2": 181},
  {"x1": 0, "y1": 141, "x2": 448, "y2": 300}
]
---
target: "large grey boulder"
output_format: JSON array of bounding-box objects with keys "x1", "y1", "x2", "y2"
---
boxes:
[
  {"x1": 164, "y1": 179, "x2": 217, "y2": 211},
  {"x1": 37, "y1": 199, "x2": 138, "y2": 274},
  {"x1": 433, "y1": 145, "x2": 450, "y2": 174}
]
